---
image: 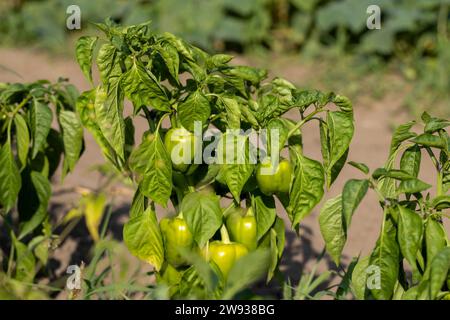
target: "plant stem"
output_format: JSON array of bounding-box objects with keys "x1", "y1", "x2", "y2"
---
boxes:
[
  {"x1": 1, "y1": 95, "x2": 31, "y2": 134},
  {"x1": 100, "y1": 201, "x2": 114, "y2": 240},
  {"x1": 11, "y1": 95, "x2": 31, "y2": 117},
  {"x1": 222, "y1": 202, "x2": 237, "y2": 217},
  {"x1": 220, "y1": 225, "x2": 231, "y2": 244},
  {"x1": 287, "y1": 108, "x2": 323, "y2": 138},
  {"x1": 6, "y1": 230, "x2": 15, "y2": 277},
  {"x1": 437, "y1": 170, "x2": 443, "y2": 197},
  {"x1": 425, "y1": 147, "x2": 440, "y2": 171},
  {"x1": 369, "y1": 178, "x2": 387, "y2": 205},
  {"x1": 425, "y1": 147, "x2": 443, "y2": 196},
  {"x1": 142, "y1": 108, "x2": 156, "y2": 131},
  {"x1": 156, "y1": 113, "x2": 170, "y2": 133}
]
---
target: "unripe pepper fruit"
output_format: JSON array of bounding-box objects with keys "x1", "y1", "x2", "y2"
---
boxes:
[
  {"x1": 164, "y1": 126, "x2": 198, "y2": 174},
  {"x1": 160, "y1": 213, "x2": 194, "y2": 267},
  {"x1": 203, "y1": 225, "x2": 248, "y2": 279},
  {"x1": 256, "y1": 157, "x2": 292, "y2": 195},
  {"x1": 225, "y1": 207, "x2": 257, "y2": 250}
]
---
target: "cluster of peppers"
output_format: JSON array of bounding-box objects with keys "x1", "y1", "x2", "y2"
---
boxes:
[
  {"x1": 164, "y1": 125, "x2": 293, "y2": 194},
  {"x1": 157, "y1": 206, "x2": 256, "y2": 292},
  {"x1": 157, "y1": 125, "x2": 293, "y2": 290}
]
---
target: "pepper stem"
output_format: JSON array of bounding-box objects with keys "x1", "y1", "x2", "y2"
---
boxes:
[
  {"x1": 170, "y1": 114, "x2": 178, "y2": 128},
  {"x1": 177, "y1": 211, "x2": 184, "y2": 219},
  {"x1": 246, "y1": 207, "x2": 254, "y2": 217},
  {"x1": 220, "y1": 224, "x2": 231, "y2": 244}
]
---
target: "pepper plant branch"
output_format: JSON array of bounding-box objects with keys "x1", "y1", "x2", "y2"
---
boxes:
[{"x1": 287, "y1": 107, "x2": 324, "y2": 138}]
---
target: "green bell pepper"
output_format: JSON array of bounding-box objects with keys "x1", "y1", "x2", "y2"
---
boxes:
[
  {"x1": 204, "y1": 225, "x2": 248, "y2": 279},
  {"x1": 160, "y1": 213, "x2": 194, "y2": 267},
  {"x1": 256, "y1": 157, "x2": 292, "y2": 195},
  {"x1": 225, "y1": 207, "x2": 257, "y2": 250}
]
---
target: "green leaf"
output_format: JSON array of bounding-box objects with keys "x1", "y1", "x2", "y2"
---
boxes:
[
  {"x1": 221, "y1": 97, "x2": 241, "y2": 129},
  {"x1": 138, "y1": 131, "x2": 172, "y2": 207},
  {"x1": 402, "y1": 286, "x2": 419, "y2": 300},
  {"x1": 273, "y1": 217, "x2": 285, "y2": 258},
  {"x1": 179, "y1": 249, "x2": 219, "y2": 293},
  {"x1": 333, "y1": 94, "x2": 353, "y2": 113},
  {"x1": 342, "y1": 179, "x2": 368, "y2": 232},
  {"x1": 319, "y1": 194, "x2": 345, "y2": 265},
  {"x1": 400, "y1": 145, "x2": 421, "y2": 178},
  {"x1": 76, "y1": 90, "x2": 118, "y2": 167},
  {"x1": 18, "y1": 171, "x2": 51, "y2": 239},
  {"x1": 240, "y1": 103, "x2": 259, "y2": 127},
  {"x1": 163, "y1": 32, "x2": 195, "y2": 61},
  {"x1": 96, "y1": 43, "x2": 122, "y2": 88},
  {"x1": 29, "y1": 236, "x2": 50, "y2": 266},
  {"x1": 222, "y1": 66, "x2": 267, "y2": 86},
  {"x1": 369, "y1": 218, "x2": 400, "y2": 300},
  {"x1": 13, "y1": 238, "x2": 36, "y2": 282},
  {"x1": 206, "y1": 54, "x2": 233, "y2": 69},
  {"x1": 158, "y1": 42, "x2": 180, "y2": 82},
  {"x1": 130, "y1": 189, "x2": 146, "y2": 219},
  {"x1": 122, "y1": 60, "x2": 171, "y2": 112},
  {"x1": 373, "y1": 169, "x2": 414, "y2": 181},
  {"x1": 418, "y1": 247, "x2": 450, "y2": 299},
  {"x1": 397, "y1": 178, "x2": 431, "y2": 194},
  {"x1": 267, "y1": 118, "x2": 296, "y2": 153},
  {"x1": 336, "y1": 257, "x2": 358, "y2": 299},
  {"x1": 31, "y1": 100, "x2": 52, "y2": 159},
  {"x1": 59, "y1": 110, "x2": 83, "y2": 178},
  {"x1": 14, "y1": 114, "x2": 30, "y2": 170},
  {"x1": 129, "y1": 132, "x2": 155, "y2": 174},
  {"x1": 424, "y1": 118, "x2": 450, "y2": 134},
  {"x1": 75, "y1": 36, "x2": 98, "y2": 84},
  {"x1": 288, "y1": 154, "x2": 325, "y2": 227},
  {"x1": 33, "y1": 238, "x2": 49, "y2": 266},
  {"x1": 431, "y1": 195, "x2": 450, "y2": 210},
  {"x1": 84, "y1": 193, "x2": 106, "y2": 242},
  {"x1": 323, "y1": 111, "x2": 354, "y2": 187},
  {"x1": 265, "y1": 229, "x2": 280, "y2": 282},
  {"x1": 377, "y1": 147, "x2": 404, "y2": 199},
  {"x1": 348, "y1": 161, "x2": 369, "y2": 174},
  {"x1": 397, "y1": 205, "x2": 423, "y2": 282},
  {"x1": 123, "y1": 207, "x2": 164, "y2": 271},
  {"x1": 178, "y1": 90, "x2": 211, "y2": 132},
  {"x1": 0, "y1": 142, "x2": 21, "y2": 211},
  {"x1": 218, "y1": 134, "x2": 254, "y2": 202},
  {"x1": 389, "y1": 121, "x2": 416, "y2": 156},
  {"x1": 428, "y1": 247, "x2": 450, "y2": 299},
  {"x1": 94, "y1": 85, "x2": 126, "y2": 161},
  {"x1": 351, "y1": 255, "x2": 370, "y2": 300},
  {"x1": 411, "y1": 133, "x2": 447, "y2": 149},
  {"x1": 252, "y1": 192, "x2": 276, "y2": 241},
  {"x1": 180, "y1": 192, "x2": 222, "y2": 247},
  {"x1": 222, "y1": 249, "x2": 271, "y2": 299},
  {"x1": 425, "y1": 218, "x2": 447, "y2": 267}
]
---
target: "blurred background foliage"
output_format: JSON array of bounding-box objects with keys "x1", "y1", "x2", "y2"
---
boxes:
[{"x1": 0, "y1": 0, "x2": 449, "y2": 116}]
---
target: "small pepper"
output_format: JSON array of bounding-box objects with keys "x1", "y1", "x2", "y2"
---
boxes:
[
  {"x1": 225, "y1": 207, "x2": 257, "y2": 251},
  {"x1": 256, "y1": 157, "x2": 292, "y2": 195},
  {"x1": 164, "y1": 126, "x2": 198, "y2": 173},
  {"x1": 160, "y1": 213, "x2": 194, "y2": 267},
  {"x1": 204, "y1": 225, "x2": 248, "y2": 279}
]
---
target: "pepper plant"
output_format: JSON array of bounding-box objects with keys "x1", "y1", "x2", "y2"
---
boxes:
[
  {"x1": 0, "y1": 79, "x2": 83, "y2": 297},
  {"x1": 319, "y1": 112, "x2": 450, "y2": 300},
  {"x1": 75, "y1": 19, "x2": 354, "y2": 298}
]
